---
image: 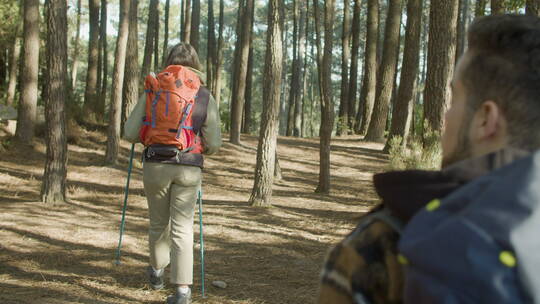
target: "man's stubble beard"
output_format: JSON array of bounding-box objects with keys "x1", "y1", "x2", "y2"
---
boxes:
[{"x1": 441, "y1": 117, "x2": 473, "y2": 169}]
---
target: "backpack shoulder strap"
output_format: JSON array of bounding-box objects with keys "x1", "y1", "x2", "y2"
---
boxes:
[
  {"x1": 191, "y1": 86, "x2": 210, "y2": 134},
  {"x1": 347, "y1": 207, "x2": 404, "y2": 244},
  {"x1": 369, "y1": 208, "x2": 404, "y2": 234}
]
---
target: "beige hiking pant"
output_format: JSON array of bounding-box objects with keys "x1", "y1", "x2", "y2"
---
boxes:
[{"x1": 143, "y1": 162, "x2": 201, "y2": 285}]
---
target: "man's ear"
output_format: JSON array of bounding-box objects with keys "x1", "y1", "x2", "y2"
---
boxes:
[{"x1": 472, "y1": 100, "x2": 501, "y2": 141}]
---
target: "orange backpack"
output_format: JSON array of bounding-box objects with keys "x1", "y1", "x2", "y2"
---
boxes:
[{"x1": 139, "y1": 65, "x2": 203, "y2": 154}]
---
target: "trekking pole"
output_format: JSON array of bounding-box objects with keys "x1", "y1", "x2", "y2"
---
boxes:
[
  {"x1": 115, "y1": 143, "x2": 136, "y2": 265},
  {"x1": 198, "y1": 189, "x2": 206, "y2": 298}
]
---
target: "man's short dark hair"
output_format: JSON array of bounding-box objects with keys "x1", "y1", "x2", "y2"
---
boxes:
[{"x1": 462, "y1": 14, "x2": 540, "y2": 150}]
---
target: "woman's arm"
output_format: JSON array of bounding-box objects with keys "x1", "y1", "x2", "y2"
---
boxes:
[
  {"x1": 123, "y1": 94, "x2": 146, "y2": 143},
  {"x1": 201, "y1": 94, "x2": 222, "y2": 155}
]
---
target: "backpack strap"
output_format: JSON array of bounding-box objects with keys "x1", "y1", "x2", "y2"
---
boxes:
[
  {"x1": 346, "y1": 207, "x2": 404, "y2": 244},
  {"x1": 369, "y1": 208, "x2": 404, "y2": 234},
  {"x1": 192, "y1": 87, "x2": 210, "y2": 135}
]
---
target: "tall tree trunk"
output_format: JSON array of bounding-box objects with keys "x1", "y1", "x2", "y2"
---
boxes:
[
  {"x1": 243, "y1": 45, "x2": 254, "y2": 134},
  {"x1": 141, "y1": 0, "x2": 158, "y2": 79},
  {"x1": 278, "y1": 3, "x2": 288, "y2": 136},
  {"x1": 207, "y1": 0, "x2": 216, "y2": 92},
  {"x1": 122, "y1": 0, "x2": 138, "y2": 127},
  {"x1": 0, "y1": 49, "x2": 6, "y2": 92},
  {"x1": 287, "y1": 0, "x2": 299, "y2": 137},
  {"x1": 526, "y1": 0, "x2": 540, "y2": 15},
  {"x1": 154, "y1": 5, "x2": 160, "y2": 71},
  {"x1": 347, "y1": 0, "x2": 362, "y2": 134},
  {"x1": 190, "y1": 0, "x2": 200, "y2": 52},
  {"x1": 71, "y1": 0, "x2": 81, "y2": 89},
  {"x1": 274, "y1": 151, "x2": 282, "y2": 180},
  {"x1": 105, "y1": 0, "x2": 130, "y2": 165},
  {"x1": 213, "y1": 0, "x2": 225, "y2": 104},
  {"x1": 16, "y1": 0, "x2": 40, "y2": 143},
  {"x1": 491, "y1": 0, "x2": 504, "y2": 14},
  {"x1": 364, "y1": 0, "x2": 402, "y2": 143},
  {"x1": 475, "y1": 0, "x2": 487, "y2": 16},
  {"x1": 82, "y1": 0, "x2": 100, "y2": 120},
  {"x1": 424, "y1": 0, "x2": 459, "y2": 140},
  {"x1": 7, "y1": 37, "x2": 21, "y2": 106},
  {"x1": 301, "y1": 1, "x2": 311, "y2": 137},
  {"x1": 456, "y1": 0, "x2": 469, "y2": 63},
  {"x1": 162, "y1": 0, "x2": 170, "y2": 65},
  {"x1": 230, "y1": 0, "x2": 255, "y2": 145},
  {"x1": 183, "y1": 0, "x2": 192, "y2": 43},
  {"x1": 249, "y1": 0, "x2": 283, "y2": 207},
  {"x1": 314, "y1": 0, "x2": 336, "y2": 194},
  {"x1": 42, "y1": 0, "x2": 68, "y2": 204},
  {"x1": 337, "y1": 0, "x2": 351, "y2": 136},
  {"x1": 293, "y1": 0, "x2": 307, "y2": 137},
  {"x1": 180, "y1": 0, "x2": 184, "y2": 40},
  {"x1": 385, "y1": 0, "x2": 423, "y2": 149},
  {"x1": 98, "y1": 0, "x2": 108, "y2": 120},
  {"x1": 243, "y1": 0, "x2": 256, "y2": 134},
  {"x1": 358, "y1": 0, "x2": 379, "y2": 135}
]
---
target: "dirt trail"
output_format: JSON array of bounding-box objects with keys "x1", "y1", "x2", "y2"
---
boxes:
[{"x1": 0, "y1": 132, "x2": 387, "y2": 304}]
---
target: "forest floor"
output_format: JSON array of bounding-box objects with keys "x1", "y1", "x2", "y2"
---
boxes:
[{"x1": 0, "y1": 127, "x2": 388, "y2": 304}]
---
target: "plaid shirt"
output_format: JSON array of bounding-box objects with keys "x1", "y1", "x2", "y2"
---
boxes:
[{"x1": 318, "y1": 213, "x2": 404, "y2": 304}]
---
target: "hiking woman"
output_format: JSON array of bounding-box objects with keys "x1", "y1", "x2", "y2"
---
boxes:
[{"x1": 124, "y1": 42, "x2": 222, "y2": 304}]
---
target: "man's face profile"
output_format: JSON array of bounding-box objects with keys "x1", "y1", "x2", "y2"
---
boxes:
[{"x1": 441, "y1": 52, "x2": 473, "y2": 168}]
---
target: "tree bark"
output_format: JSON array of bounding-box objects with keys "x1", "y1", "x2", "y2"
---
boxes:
[
  {"x1": 358, "y1": 0, "x2": 379, "y2": 135},
  {"x1": 141, "y1": 0, "x2": 158, "y2": 79},
  {"x1": 364, "y1": 0, "x2": 402, "y2": 143},
  {"x1": 475, "y1": 0, "x2": 487, "y2": 16},
  {"x1": 243, "y1": 44, "x2": 254, "y2": 134},
  {"x1": 456, "y1": 0, "x2": 469, "y2": 63},
  {"x1": 293, "y1": 0, "x2": 307, "y2": 137},
  {"x1": 423, "y1": 0, "x2": 459, "y2": 140},
  {"x1": 213, "y1": 0, "x2": 225, "y2": 104},
  {"x1": 154, "y1": 5, "x2": 160, "y2": 71},
  {"x1": 249, "y1": 0, "x2": 283, "y2": 207},
  {"x1": 207, "y1": 0, "x2": 216, "y2": 92},
  {"x1": 98, "y1": 0, "x2": 108, "y2": 119},
  {"x1": 162, "y1": 0, "x2": 170, "y2": 66},
  {"x1": 122, "y1": 0, "x2": 138, "y2": 128},
  {"x1": 16, "y1": 0, "x2": 40, "y2": 143},
  {"x1": 105, "y1": 0, "x2": 130, "y2": 165},
  {"x1": 243, "y1": 0, "x2": 256, "y2": 134},
  {"x1": 180, "y1": 0, "x2": 184, "y2": 40},
  {"x1": 314, "y1": 0, "x2": 336, "y2": 194},
  {"x1": 385, "y1": 0, "x2": 423, "y2": 149},
  {"x1": 230, "y1": 0, "x2": 255, "y2": 145},
  {"x1": 183, "y1": 0, "x2": 192, "y2": 43},
  {"x1": 347, "y1": 0, "x2": 362, "y2": 134},
  {"x1": 0, "y1": 49, "x2": 5, "y2": 91},
  {"x1": 278, "y1": 3, "x2": 288, "y2": 136},
  {"x1": 337, "y1": 0, "x2": 351, "y2": 136},
  {"x1": 82, "y1": 0, "x2": 100, "y2": 120},
  {"x1": 7, "y1": 36, "x2": 21, "y2": 106},
  {"x1": 287, "y1": 0, "x2": 299, "y2": 137},
  {"x1": 71, "y1": 0, "x2": 81, "y2": 89},
  {"x1": 42, "y1": 0, "x2": 68, "y2": 204},
  {"x1": 274, "y1": 151, "x2": 282, "y2": 180},
  {"x1": 190, "y1": 0, "x2": 200, "y2": 52},
  {"x1": 526, "y1": 0, "x2": 540, "y2": 15},
  {"x1": 491, "y1": 0, "x2": 504, "y2": 14}
]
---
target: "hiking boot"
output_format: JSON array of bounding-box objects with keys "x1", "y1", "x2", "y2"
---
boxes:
[
  {"x1": 147, "y1": 266, "x2": 165, "y2": 290},
  {"x1": 166, "y1": 288, "x2": 191, "y2": 304}
]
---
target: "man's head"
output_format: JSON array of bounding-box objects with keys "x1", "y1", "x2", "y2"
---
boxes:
[{"x1": 442, "y1": 14, "x2": 540, "y2": 167}]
